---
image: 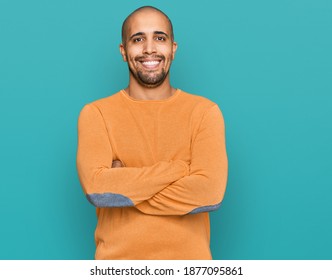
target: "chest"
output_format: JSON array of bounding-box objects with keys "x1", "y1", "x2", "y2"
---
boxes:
[{"x1": 103, "y1": 105, "x2": 193, "y2": 166}]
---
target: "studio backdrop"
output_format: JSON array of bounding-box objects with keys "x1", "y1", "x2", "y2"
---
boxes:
[{"x1": 0, "y1": 0, "x2": 331, "y2": 259}]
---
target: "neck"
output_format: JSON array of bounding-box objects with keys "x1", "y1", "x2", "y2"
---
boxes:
[{"x1": 125, "y1": 75, "x2": 176, "y2": 100}]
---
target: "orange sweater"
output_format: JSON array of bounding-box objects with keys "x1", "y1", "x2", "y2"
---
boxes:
[{"x1": 77, "y1": 89, "x2": 228, "y2": 259}]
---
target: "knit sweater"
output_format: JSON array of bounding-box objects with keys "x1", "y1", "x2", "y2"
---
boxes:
[{"x1": 76, "y1": 89, "x2": 228, "y2": 259}]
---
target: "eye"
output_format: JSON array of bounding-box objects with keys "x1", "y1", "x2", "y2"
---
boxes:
[
  {"x1": 133, "y1": 37, "x2": 144, "y2": 43},
  {"x1": 155, "y1": 36, "x2": 166, "y2": 41}
]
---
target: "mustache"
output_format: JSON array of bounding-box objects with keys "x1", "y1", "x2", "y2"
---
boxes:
[{"x1": 135, "y1": 55, "x2": 165, "y2": 61}]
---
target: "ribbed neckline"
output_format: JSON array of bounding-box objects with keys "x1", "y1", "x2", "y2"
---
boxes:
[{"x1": 120, "y1": 89, "x2": 182, "y2": 103}]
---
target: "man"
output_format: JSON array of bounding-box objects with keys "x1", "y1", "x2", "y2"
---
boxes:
[{"x1": 77, "y1": 6, "x2": 228, "y2": 260}]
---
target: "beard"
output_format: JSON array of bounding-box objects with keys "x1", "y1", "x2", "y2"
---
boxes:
[
  {"x1": 134, "y1": 68, "x2": 168, "y2": 88},
  {"x1": 128, "y1": 54, "x2": 170, "y2": 88}
]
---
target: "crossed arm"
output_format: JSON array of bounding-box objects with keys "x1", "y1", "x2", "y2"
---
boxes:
[{"x1": 77, "y1": 103, "x2": 227, "y2": 215}]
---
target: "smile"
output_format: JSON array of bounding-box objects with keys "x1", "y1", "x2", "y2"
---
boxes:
[
  {"x1": 141, "y1": 60, "x2": 161, "y2": 69},
  {"x1": 142, "y1": 61, "x2": 159, "y2": 66}
]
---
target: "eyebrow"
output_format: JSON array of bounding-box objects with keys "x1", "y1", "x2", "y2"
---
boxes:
[{"x1": 129, "y1": 31, "x2": 169, "y2": 40}]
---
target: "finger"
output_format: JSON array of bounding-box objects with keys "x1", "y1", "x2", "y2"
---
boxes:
[{"x1": 112, "y1": 160, "x2": 123, "y2": 168}]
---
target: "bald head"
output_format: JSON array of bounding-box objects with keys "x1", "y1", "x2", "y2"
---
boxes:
[{"x1": 121, "y1": 6, "x2": 174, "y2": 44}]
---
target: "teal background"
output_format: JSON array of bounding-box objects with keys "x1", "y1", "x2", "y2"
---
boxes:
[{"x1": 0, "y1": 0, "x2": 331, "y2": 259}]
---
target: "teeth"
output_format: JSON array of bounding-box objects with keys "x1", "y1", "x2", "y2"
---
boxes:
[{"x1": 142, "y1": 61, "x2": 159, "y2": 66}]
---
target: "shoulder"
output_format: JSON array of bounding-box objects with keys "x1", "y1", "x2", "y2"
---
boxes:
[
  {"x1": 89, "y1": 91, "x2": 123, "y2": 109},
  {"x1": 177, "y1": 90, "x2": 225, "y2": 132},
  {"x1": 177, "y1": 89, "x2": 225, "y2": 127},
  {"x1": 177, "y1": 89, "x2": 220, "y2": 115},
  {"x1": 179, "y1": 89, "x2": 215, "y2": 104},
  {"x1": 79, "y1": 91, "x2": 123, "y2": 114}
]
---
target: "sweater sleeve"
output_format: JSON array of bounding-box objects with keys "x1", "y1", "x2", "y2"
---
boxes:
[
  {"x1": 135, "y1": 105, "x2": 228, "y2": 215},
  {"x1": 76, "y1": 104, "x2": 189, "y2": 208}
]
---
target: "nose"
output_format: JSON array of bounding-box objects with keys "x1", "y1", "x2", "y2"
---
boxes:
[{"x1": 143, "y1": 38, "x2": 157, "y2": 55}]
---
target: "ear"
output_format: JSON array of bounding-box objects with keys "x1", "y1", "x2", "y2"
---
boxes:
[
  {"x1": 119, "y1": 43, "x2": 127, "y2": 62},
  {"x1": 171, "y1": 41, "x2": 178, "y2": 60}
]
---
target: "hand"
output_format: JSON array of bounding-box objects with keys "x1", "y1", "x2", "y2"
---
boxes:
[{"x1": 112, "y1": 160, "x2": 124, "y2": 168}]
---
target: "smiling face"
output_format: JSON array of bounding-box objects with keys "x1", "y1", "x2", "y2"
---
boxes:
[{"x1": 120, "y1": 8, "x2": 177, "y2": 88}]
